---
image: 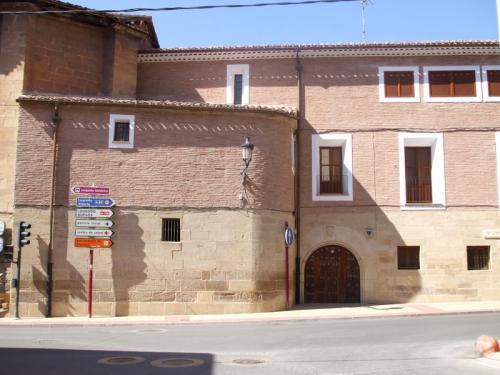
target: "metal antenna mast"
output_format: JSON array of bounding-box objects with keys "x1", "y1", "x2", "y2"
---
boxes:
[{"x1": 361, "y1": 0, "x2": 372, "y2": 40}]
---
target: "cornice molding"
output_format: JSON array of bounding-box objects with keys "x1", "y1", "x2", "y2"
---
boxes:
[{"x1": 139, "y1": 44, "x2": 500, "y2": 63}]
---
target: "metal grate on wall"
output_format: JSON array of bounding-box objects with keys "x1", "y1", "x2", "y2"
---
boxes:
[{"x1": 162, "y1": 218, "x2": 181, "y2": 242}]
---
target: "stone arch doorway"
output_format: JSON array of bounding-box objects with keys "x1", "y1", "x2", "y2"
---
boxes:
[{"x1": 304, "y1": 245, "x2": 360, "y2": 303}]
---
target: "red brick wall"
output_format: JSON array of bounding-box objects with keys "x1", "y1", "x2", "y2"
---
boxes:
[
  {"x1": 23, "y1": 15, "x2": 106, "y2": 95},
  {"x1": 15, "y1": 103, "x2": 295, "y2": 212}
]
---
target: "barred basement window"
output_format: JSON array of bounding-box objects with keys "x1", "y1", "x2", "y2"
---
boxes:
[
  {"x1": 397, "y1": 246, "x2": 420, "y2": 270},
  {"x1": 467, "y1": 246, "x2": 490, "y2": 270},
  {"x1": 162, "y1": 218, "x2": 180, "y2": 242}
]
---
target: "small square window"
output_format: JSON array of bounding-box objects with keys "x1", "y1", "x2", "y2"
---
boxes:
[
  {"x1": 397, "y1": 246, "x2": 420, "y2": 270},
  {"x1": 467, "y1": 246, "x2": 490, "y2": 270},
  {"x1": 162, "y1": 218, "x2": 180, "y2": 242},
  {"x1": 113, "y1": 122, "x2": 130, "y2": 142},
  {"x1": 109, "y1": 114, "x2": 135, "y2": 149}
]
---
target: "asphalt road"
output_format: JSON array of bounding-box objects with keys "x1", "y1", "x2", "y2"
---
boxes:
[{"x1": 1, "y1": 313, "x2": 500, "y2": 374}]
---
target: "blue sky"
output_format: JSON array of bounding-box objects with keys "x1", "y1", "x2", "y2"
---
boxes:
[{"x1": 71, "y1": 0, "x2": 499, "y2": 48}]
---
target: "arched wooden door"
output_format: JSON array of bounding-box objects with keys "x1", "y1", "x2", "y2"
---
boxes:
[{"x1": 304, "y1": 245, "x2": 360, "y2": 303}]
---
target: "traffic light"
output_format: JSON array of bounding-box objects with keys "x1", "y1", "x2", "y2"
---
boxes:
[{"x1": 18, "y1": 221, "x2": 31, "y2": 247}]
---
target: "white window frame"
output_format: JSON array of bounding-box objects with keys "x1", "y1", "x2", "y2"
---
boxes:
[
  {"x1": 226, "y1": 64, "x2": 249, "y2": 105},
  {"x1": 312, "y1": 133, "x2": 353, "y2": 201},
  {"x1": 482, "y1": 65, "x2": 500, "y2": 102},
  {"x1": 378, "y1": 66, "x2": 420, "y2": 103},
  {"x1": 109, "y1": 114, "x2": 135, "y2": 149},
  {"x1": 423, "y1": 65, "x2": 482, "y2": 103},
  {"x1": 496, "y1": 132, "x2": 500, "y2": 208},
  {"x1": 398, "y1": 132, "x2": 446, "y2": 210}
]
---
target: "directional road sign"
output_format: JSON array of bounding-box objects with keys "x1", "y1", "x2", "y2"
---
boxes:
[
  {"x1": 72, "y1": 186, "x2": 110, "y2": 195},
  {"x1": 76, "y1": 197, "x2": 115, "y2": 208},
  {"x1": 76, "y1": 220, "x2": 113, "y2": 228},
  {"x1": 75, "y1": 238, "x2": 113, "y2": 248},
  {"x1": 76, "y1": 209, "x2": 114, "y2": 218},
  {"x1": 75, "y1": 229, "x2": 113, "y2": 238}
]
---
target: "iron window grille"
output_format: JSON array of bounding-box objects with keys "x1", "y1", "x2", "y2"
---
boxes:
[
  {"x1": 113, "y1": 121, "x2": 130, "y2": 142},
  {"x1": 162, "y1": 218, "x2": 181, "y2": 242},
  {"x1": 397, "y1": 246, "x2": 420, "y2": 270},
  {"x1": 467, "y1": 246, "x2": 490, "y2": 270}
]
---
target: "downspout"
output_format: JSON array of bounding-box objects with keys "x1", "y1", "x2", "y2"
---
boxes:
[
  {"x1": 46, "y1": 103, "x2": 61, "y2": 318},
  {"x1": 294, "y1": 49, "x2": 303, "y2": 305}
]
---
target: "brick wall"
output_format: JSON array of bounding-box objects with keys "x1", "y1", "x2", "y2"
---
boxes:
[{"x1": 15, "y1": 103, "x2": 295, "y2": 212}]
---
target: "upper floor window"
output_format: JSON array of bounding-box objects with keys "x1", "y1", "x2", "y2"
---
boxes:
[
  {"x1": 405, "y1": 147, "x2": 432, "y2": 203},
  {"x1": 226, "y1": 64, "x2": 249, "y2": 105},
  {"x1": 378, "y1": 66, "x2": 420, "y2": 102},
  {"x1": 423, "y1": 66, "x2": 482, "y2": 102},
  {"x1": 320, "y1": 147, "x2": 343, "y2": 194},
  {"x1": 109, "y1": 114, "x2": 135, "y2": 149},
  {"x1": 482, "y1": 65, "x2": 500, "y2": 101},
  {"x1": 398, "y1": 133, "x2": 446, "y2": 210},
  {"x1": 312, "y1": 133, "x2": 353, "y2": 201}
]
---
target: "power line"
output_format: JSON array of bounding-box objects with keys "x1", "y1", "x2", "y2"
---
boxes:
[{"x1": 0, "y1": 0, "x2": 360, "y2": 15}]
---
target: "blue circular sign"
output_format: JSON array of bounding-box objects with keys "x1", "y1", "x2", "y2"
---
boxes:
[{"x1": 284, "y1": 227, "x2": 294, "y2": 247}]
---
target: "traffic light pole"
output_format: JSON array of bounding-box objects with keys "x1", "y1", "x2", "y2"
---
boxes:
[
  {"x1": 14, "y1": 243, "x2": 21, "y2": 319},
  {"x1": 88, "y1": 248, "x2": 93, "y2": 318}
]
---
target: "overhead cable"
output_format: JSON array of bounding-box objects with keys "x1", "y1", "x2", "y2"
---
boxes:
[{"x1": 0, "y1": 0, "x2": 360, "y2": 14}]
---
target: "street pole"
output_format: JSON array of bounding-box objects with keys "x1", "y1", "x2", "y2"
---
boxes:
[
  {"x1": 14, "y1": 244, "x2": 21, "y2": 319},
  {"x1": 88, "y1": 248, "x2": 93, "y2": 318}
]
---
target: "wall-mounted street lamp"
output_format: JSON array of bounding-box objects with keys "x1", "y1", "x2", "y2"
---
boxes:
[{"x1": 240, "y1": 136, "x2": 254, "y2": 183}]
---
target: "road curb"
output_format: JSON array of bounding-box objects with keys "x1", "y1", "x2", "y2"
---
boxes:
[{"x1": 0, "y1": 308, "x2": 499, "y2": 328}]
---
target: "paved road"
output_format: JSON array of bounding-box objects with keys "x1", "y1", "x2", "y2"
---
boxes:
[{"x1": 1, "y1": 313, "x2": 500, "y2": 374}]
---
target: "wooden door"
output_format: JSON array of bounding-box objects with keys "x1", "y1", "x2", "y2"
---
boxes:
[{"x1": 304, "y1": 245, "x2": 360, "y2": 303}]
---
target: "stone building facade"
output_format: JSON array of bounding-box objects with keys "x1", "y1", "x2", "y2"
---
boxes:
[{"x1": 1, "y1": 0, "x2": 500, "y2": 317}]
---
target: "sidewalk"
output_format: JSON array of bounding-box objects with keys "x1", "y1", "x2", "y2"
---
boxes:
[{"x1": 1, "y1": 301, "x2": 500, "y2": 327}]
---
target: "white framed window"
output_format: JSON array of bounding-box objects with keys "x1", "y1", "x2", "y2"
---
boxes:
[
  {"x1": 312, "y1": 133, "x2": 353, "y2": 201},
  {"x1": 226, "y1": 64, "x2": 249, "y2": 105},
  {"x1": 398, "y1": 133, "x2": 446, "y2": 210},
  {"x1": 496, "y1": 132, "x2": 500, "y2": 208},
  {"x1": 109, "y1": 114, "x2": 135, "y2": 149},
  {"x1": 378, "y1": 66, "x2": 420, "y2": 103},
  {"x1": 423, "y1": 66, "x2": 482, "y2": 103},
  {"x1": 482, "y1": 65, "x2": 500, "y2": 102}
]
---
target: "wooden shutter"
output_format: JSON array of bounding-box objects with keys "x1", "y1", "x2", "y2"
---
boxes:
[
  {"x1": 467, "y1": 246, "x2": 490, "y2": 270},
  {"x1": 429, "y1": 70, "x2": 476, "y2": 97},
  {"x1": 320, "y1": 147, "x2": 343, "y2": 194},
  {"x1": 397, "y1": 246, "x2": 420, "y2": 270},
  {"x1": 384, "y1": 71, "x2": 414, "y2": 98},
  {"x1": 405, "y1": 147, "x2": 432, "y2": 203},
  {"x1": 487, "y1": 70, "x2": 500, "y2": 96}
]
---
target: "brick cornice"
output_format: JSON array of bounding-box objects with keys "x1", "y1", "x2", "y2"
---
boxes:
[{"x1": 139, "y1": 41, "x2": 500, "y2": 63}]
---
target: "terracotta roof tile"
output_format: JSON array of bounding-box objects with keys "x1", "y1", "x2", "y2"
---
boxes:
[{"x1": 17, "y1": 94, "x2": 298, "y2": 119}]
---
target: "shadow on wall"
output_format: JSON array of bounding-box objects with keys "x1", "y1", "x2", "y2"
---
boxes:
[
  {"x1": 33, "y1": 235, "x2": 86, "y2": 317},
  {"x1": 111, "y1": 210, "x2": 146, "y2": 316}
]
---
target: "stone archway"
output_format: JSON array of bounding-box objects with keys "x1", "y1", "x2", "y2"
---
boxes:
[{"x1": 304, "y1": 245, "x2": 360, "y2": 303}]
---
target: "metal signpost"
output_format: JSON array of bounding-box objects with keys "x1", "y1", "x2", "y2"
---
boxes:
[
  {"x1": 72, "y1": 186, "x2": 114, "y2": 318},
  {"x1": 284, "y1": 222, "x2": 294, "y2": 309}
]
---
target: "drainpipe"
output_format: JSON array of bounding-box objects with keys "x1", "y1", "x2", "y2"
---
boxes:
[
  {"x1": 294, "y1": 49, "x2": 303, "y2": 305},
  {"x1": 46, "y1": 103, "x2": 61, "y2": 318}
]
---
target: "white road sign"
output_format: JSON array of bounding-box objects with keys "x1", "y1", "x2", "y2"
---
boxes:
[
  {"x1": 75, "y1": 229, "x2": 113, "y2": 238},
  {"x1": 76, "y1": 209, "x2": 114, "y2": 218},
  {"x1": 76, "y1": 220, "x2": 113, "y2": 228}
]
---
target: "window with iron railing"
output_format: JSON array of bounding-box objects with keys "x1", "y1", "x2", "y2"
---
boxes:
[
  {"x1": 405, "y1": 147, "x2": 432, "y2": 203},
  {"x1": 113, "y1": 122, "x2": 130, "y2": 142},
  {"x1": 319, "y1": 147, "x2": 343, "y2": 194},
  {"x1": 397, "y1": 246, "x2": 420, "y2": 270},
  {"x1": 467, "y1": 246, "x2": 489, "y2": 270},
  {"x1": 162, "y1": 218, "x2": 180, "y2": 242}
]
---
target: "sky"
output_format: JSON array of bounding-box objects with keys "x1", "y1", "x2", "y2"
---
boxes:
[{"x1": 69, "y1": 0, "x2": 499, "y2": 48}]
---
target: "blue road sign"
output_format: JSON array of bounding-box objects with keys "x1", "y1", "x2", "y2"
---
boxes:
[{"x1": 76, "y1": 197, "x2": 115, "y2": 208}]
